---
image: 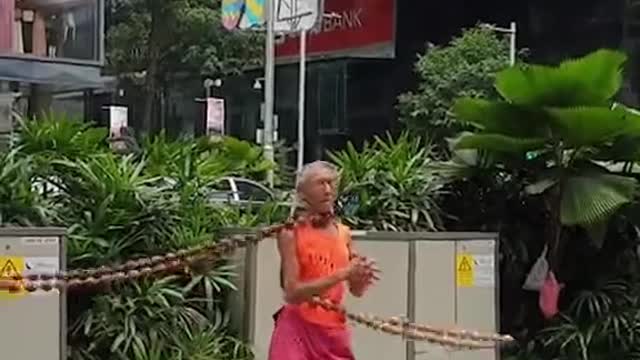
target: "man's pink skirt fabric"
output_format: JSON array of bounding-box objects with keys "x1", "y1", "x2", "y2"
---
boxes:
[{"x1": 268, "y1": 305, "x2": 356, "y2": 360}]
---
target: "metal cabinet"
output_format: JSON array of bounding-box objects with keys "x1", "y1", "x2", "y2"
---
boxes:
[
  {"x1": 230, "y1": 231, "x2": 500, "y2": 360},
  {"x1": 0, "y1": 227, "x2": 66, "y2": 360}
]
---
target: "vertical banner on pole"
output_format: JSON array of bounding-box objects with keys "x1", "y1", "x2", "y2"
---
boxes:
[
  {"x1": 206, "y1": 97, "x2": 225, "y2": 136},
  {"x1": 108, "y1": 106, "x2": 128, "y2": 138}
]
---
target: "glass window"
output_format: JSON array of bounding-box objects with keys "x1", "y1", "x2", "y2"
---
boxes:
[
  {"x1": 234, "y1": 180, "x2": 272, "y2": 202},
  {"x1": 314, "y1": 61, "x2": 347, "y2": 132},
  {"x1": 207, "y1": 179, "x2": 233, "y2": 201},
  {"x1": 0, "y1": 0, "x2": 102, "y2": 62}
]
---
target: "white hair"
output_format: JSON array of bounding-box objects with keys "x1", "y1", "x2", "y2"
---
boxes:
[
  {"x1": 295, "y1": 160, "x2": 338, "y2": 192},
  {"x1": 291, "y1": 161, "x2": 339, "y2": 216}
]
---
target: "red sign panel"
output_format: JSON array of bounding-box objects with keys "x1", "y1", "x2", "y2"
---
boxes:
[{"x1": 275, "y1": 0, "x2": 395, "y2": 61}]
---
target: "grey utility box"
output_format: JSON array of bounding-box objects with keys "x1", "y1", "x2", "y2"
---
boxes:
[
  {"x1": 0, "y1": 227, "x2": 66, "y2": 360},
  {"x1": 229, "y1": 231, "x2": 500, "y2": 360}
]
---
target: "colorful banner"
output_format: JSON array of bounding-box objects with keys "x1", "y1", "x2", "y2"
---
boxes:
[
  {"x1": 275, "y1": 0, "x2": 395, "y2": 61},
  {"x1": 222, "y1": 0, "x2": 245, "y2": 30},
  {"x1": 245, "y1": 0, "x2": 265, "y2": 27}
]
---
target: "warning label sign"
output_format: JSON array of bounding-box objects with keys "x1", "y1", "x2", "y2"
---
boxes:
[
  {"x1": 456, "y1": 254, "x2": 474, "y2": 287},
  {"x1": 0, "y1": 257, "x2": 25, "y2": 299},
  {"x1": 1, "y1": 259, "x2": 19, "y2": 278}
]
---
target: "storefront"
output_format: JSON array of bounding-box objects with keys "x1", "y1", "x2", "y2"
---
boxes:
[{"x1": 0, "y1": 0, "x2": 109, "y2": 141}]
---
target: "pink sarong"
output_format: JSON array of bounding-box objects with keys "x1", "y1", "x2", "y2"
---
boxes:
[{"x1": 268, "y1": 305, "x2": 355, "y2": 360}]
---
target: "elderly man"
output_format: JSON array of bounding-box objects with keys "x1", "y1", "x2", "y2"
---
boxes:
[{"x1": 269, "y1": 160, "x2": 379, "y2": 360}]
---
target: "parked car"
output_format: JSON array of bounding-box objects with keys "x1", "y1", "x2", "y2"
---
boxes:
[
  {"x1": 207, "y1": 176, "x2": 287, "y2": 205},
  {"x1": 32, "y1": 174, "x2": 294, "y2": 209}
]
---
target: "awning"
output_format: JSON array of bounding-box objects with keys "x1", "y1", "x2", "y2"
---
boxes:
[{"x1": 0, "y1": 56, "x2": 111, "y2": 92}]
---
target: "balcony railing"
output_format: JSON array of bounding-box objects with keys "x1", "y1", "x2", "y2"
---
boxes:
[{"x1": 0, "y1": 0, "x2": 103, "y2": 65}]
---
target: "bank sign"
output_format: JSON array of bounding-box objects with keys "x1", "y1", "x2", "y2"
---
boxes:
[{"x1": 275, "y1": 0, "x2": 395, "y2": 62}]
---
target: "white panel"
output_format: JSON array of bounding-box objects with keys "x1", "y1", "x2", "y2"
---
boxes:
[
  {"x1": 252, "y1": 237, "x2": 284, "y2": 360},
  {"x1": 227, "y1": 246, "x2": 248, "y2": 337},
  {"x1": 0, "y1": 232, "x2": 64, "y2": 360},
  {"x1": 452, "y1": 240, "x2": 498, "y2": 360},
  {"x1": 346, "y1": 240, "x2": 408, "y2": 360},
  {"x1": 414, "y1": 241, "x2": 456, "y2": 360}
]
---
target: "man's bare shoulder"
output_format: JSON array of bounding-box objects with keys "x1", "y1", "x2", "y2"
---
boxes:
[
  {"x1": 337, "y1": 222, "x2": 352, "y2": 236},
  {"x1": 277, "y1": 228, "x2": 295, "y2": 242}
]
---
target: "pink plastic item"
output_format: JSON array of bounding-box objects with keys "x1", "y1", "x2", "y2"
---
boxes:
[{"x1": 539, "y1": 271, "x2": 564, "y2": 319}]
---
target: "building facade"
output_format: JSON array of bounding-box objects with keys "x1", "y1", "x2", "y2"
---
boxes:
[{"x1": 0, "y1": 0, "x2": 109, "y2": 145}]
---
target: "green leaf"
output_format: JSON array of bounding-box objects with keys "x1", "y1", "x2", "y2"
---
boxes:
[
  {"x1": 452, "y1": 98, "x2": 547, "y2": 137},
  {"x1": 560, "y1": 172, "x2": 637, "y2": 226},
  {"x1": 495, "y1": 49, "x2": 627, "y2": 106},
  {"x1": 454, "y1": 133, "x2": 546, "y2": 153},
  {"x1": 544, "y1": 106, "x2": 640, "y2": 147}
]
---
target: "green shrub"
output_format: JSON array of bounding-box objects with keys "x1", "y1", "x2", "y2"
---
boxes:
[
  {"x1": 398, "y1": 25, "x2": 512, "y2": 151},
  {"x1": 2, "y1": 116, "x2": 288, "y2": 359},
  {"x1": 329, "y1": 132, "x2": 448, "y2": 231}
]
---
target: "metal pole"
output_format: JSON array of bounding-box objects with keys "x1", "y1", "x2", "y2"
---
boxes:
[
  {"x1": 297, "y1": 30, "x2": 307, "y2": 173},
  {"x1": 509, "y1": 21, "x2": 516, "y2": 66},
  {"x1": 263, "y1": 0, "x2": 276, "y2": 187}
]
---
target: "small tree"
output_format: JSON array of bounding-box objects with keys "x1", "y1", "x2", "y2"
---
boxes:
[
  {"x1": 397, "y1": 25, "x2": 511, "y2": 150},
  {"x1": 106, "y1": 0, "x2": 263, "y2": 132}
]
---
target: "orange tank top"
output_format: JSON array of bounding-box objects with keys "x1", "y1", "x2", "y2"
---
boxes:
[{"x1": 292, "y1": 222, "x2": 351, "y2": 328}]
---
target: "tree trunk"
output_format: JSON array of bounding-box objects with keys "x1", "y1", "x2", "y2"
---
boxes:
[{"x1": 141, "y1": 0, "x2": 162, "y2": 134}]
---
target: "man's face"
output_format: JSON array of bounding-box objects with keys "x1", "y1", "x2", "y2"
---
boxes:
[{"x1": 302, "y1": 168, "x2": 337, "y2": 213}]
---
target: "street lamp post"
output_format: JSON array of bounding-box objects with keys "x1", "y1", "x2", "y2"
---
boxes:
[
  {"x1": 481, "y1": 21, "x2": 517, "y2": 66},
  {"x1": 263, "y1": 0, "x2": 276, "y2": 188}
]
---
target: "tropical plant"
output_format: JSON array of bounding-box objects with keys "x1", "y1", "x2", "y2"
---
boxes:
[
  {"x1": 451, "y1": 49, "x2": 640, "y2": 271},
  {"x1": 142, "y1": 133, "x2": 273, "y2": 185},
  {"x1": 49, "y1": 154, "x2": 179, "y2": 267},
  {"x1": 329, "y1": 132, "x2": 448, "y2": 231},
  {"x1": 0, "y1": 149, "x2": 53, "y2": 226},
  {"x1": 14, "y1": 113, "x2": 108, "y2": 160},
  {"x1": 69, "y1": 275, "x2": 251, "y2": 360}
]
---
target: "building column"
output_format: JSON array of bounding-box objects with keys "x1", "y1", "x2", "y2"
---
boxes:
[
  {"x1": 28, "y1": 84, "x2": 52, "y2": 120},
  {"x1": 83, "y1": 89, "x2": 94, "y2": 122},
  {"x1": 0, "y1": 85, "x2": 16, "y2": 150}
]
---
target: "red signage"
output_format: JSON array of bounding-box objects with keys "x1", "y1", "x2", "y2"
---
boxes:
[{"x1": 275, "y1": 0, "x2": 395, "y2": 61}]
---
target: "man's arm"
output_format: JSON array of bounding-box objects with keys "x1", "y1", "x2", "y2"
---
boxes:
[{"x1": 278, "y1": 229, "x2": 351, "y2": 304}]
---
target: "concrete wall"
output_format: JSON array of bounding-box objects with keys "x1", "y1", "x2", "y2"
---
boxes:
[{"x1": 231, "y1": 231, "x2": 500, "y2": 360}]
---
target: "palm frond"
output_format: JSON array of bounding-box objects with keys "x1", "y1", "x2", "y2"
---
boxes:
[
  {"x1": 495, "y1": 49, "x2": 627, "y2": 106},
  {"x1": 560, "y1": 172, "x2": 637, "y2": 226}
]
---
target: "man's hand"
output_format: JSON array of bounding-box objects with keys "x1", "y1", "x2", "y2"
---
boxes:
[{"x1": 347, "y1": 255, "x2": 380, "y2": 297}]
